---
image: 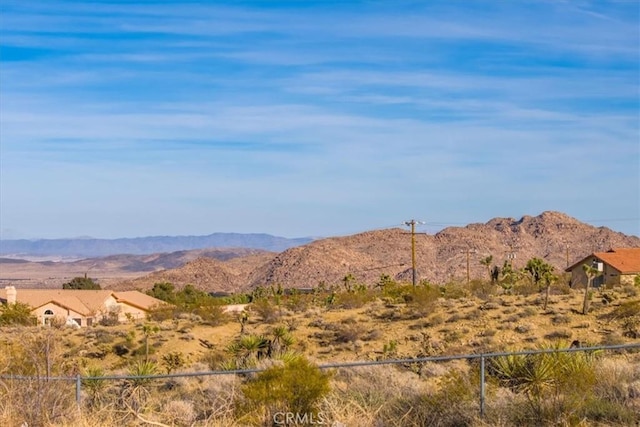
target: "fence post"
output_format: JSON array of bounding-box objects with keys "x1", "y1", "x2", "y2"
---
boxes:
[
  {"x1": 76, "y1": 374, "x2": 81, "y2": 406},
  {"x1": 479, "y1": 355, "x2": 485, "y2": 418}
]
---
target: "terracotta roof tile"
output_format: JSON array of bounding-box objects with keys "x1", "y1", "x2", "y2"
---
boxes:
[
  {"x1": 113, "y1": 291, "x2": 166, "y2": 310},
  {"x1": 594, "y1": 248, "x2": 640, "y2": 274},
  {"x1": 0, "y1": 289, "x2": 165, "y2": 314}
]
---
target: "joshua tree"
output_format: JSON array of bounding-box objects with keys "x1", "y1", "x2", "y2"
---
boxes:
[
  {"x1": 541, "y1": 271, "x2": 558, "y2": 310},
  {"x1": 342, "y1": 273, "x2": 356, "y2": 292},
  {"x1": 480, "y1": 255, "x2": 494, "y2": 282},
  {"x1": 141, "y1": 324, "x2": 159, "y2": 362},
  {"x1": 524, "y1": 258, "x2": 554, "y2": 288},
  {"x1": 582, "y1": 263, "x2": 601, "y2": 315}
]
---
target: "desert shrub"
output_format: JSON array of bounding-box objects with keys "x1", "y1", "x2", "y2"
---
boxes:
[
  {"x1": 553, "y1": 282, "x2": 572, "y2": 295},
  {"x1": 381, "y1": 282, "x2": 414, "y2": 302},
  {"x1": 252, "y1": 298, "x2": 281, "y2": 323},
  {"x1": 520, "y1": 306, "x2": 537, "y2": 317},
  {"x1": 283, "y1": 292, "x2": 311, "y2": 313},
  {"x1": 551, "y1": 314, "x2": 570, "y2": 325},
  {"x1": 513, "y1": 282, "x2": 539, "y2": 296},
  {"x1": 579, "y1": 397, "x2": 640, "y2": 425},
  {"x1": 390, "y1": 369, "x2": 477, "y2": 427},
  {"x1": 201, "y1": 349, "x2": 227, "y2": 370},
  {"x1": 333, "y1": 323, "x2": 365, "y2": 344},
  {"x1": 334, "y1": 288, "x2": 376, "y2": 309},
  {"x1": 469, "y1": 279, "x2": 496, "y2": 299},
  {"x1": 622, "y1": 316, "x2": 640, "y2": 338},
  {"x1": 162, "y1": 351, "x2": 186, "y2": 374},
  {"x1": 621, "y1": 284, "x2": 638, "y2": 297},
  {"x1": 0, "y1": 330, "x2": 77, "y2": 426},
  {"x1": 544, "y1": 329, "x2": 572, "y2": 340},
  {"x1": 99, "y1": 306, "x2": 120, "y2": 326},
  {"x1": 238, "y1": 357, "x2": 331, "y2": 424},
  {"x1": 162, "y1": 400, "x2": 197, "y2": 427},
  {"x1": 426, "y1": 313, "x2": 445, "y2": 326},
  {"x1": 0, "y1": 302, "x2": 36, "y2": 326},
  {"x1": 607, "y1": 299, "x2": 640, "y2": 320},
  {"x1": 193, "y1": 304, "x2": 229, "y2": 326},
  {"x1": 404, "y1": 284, "x2": 440, "y2": 317},
  {"x1": 599, "y1": 333, "x2": 626, "y2": 347},
  {"x1": 439, "y1": 282, "x2": 468, "y2": 299},
  {"x1": 514, "y1": 324, "x2": 532, "y2": 334},
  {"x1": 146, "y1": 304, "x2": 177, "y2": 321},
  {"x1": 490, "y1": 345, "x2": 599, "y2": 424}
]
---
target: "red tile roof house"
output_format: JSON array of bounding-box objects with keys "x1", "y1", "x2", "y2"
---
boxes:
[
  {"x1": 565, "y1": 248, "x2": 640, "y2": 288},
  {"x1": 0, "y1": 287, "x2": 166, "y2": 327}
]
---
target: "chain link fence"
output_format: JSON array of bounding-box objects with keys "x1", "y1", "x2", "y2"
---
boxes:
[{"x1": 1, "y1": 342, "x2": 639, "y2": 425}]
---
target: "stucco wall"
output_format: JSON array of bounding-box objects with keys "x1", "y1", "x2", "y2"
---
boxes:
[
  {"x1": 116, "y1": 302, "x2": 148, "y2": 322},
  {"x1": 32, "y1": 302, "x2": 87, "y2": 326},
  {"x1": 569, "y1": 256, "x2": 630, "y2": 288}
]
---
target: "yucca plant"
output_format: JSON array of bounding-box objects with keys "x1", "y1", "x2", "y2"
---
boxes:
[
  {"x1": 270, "y1": 326, "x2": 294, "y2": 357},
  {"x1": 491, "y1": 344, "x2": 601, "y2": 423},
  {"x1": 227, "y1": 335, "x2": 269, "y2": 368},
  {"x1": 120, "y1": 360, "x2": 159, "y2": 413},
  {"x1": 82, "y1": 366, "x2": 107, "y2": 408},
  {"x1": 126, "y1": 359, "x2": 158, "y2": 387}
]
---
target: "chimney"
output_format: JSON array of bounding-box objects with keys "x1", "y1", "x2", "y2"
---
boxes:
[{"x1": 5, "y1": 286, "x2": 17, "y2": 305}]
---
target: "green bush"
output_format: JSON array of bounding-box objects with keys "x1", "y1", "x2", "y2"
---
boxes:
[
  {"x1": 252, "y1": 298, "x2": 281, "y2": 323},
  {"x1": 439, "y1": 282, "x2": 468, "y2": 299},
  {"x1": 390, "y1": 369, "x2": 476, "y2": 426},
  {"x1": 334, "y1": 288, "x2": 376, "y2": 309},
  {"x1": 161, "y1": 351, "x2": 186, "y2": 374},
  {"x1": 404, "y1": 283, "x2": 440, "y2": 317},
  {"x1": 0, "y1": 302, "x2": 36, "y2": 326},
  {"x1": 193, "y1": 304, "x2": 228, "y2": 326},
  {"x1": 146, "y1": 304, "x2": 177, "y2": 321},
  {"x1": 490, "y1": 345, "x2": 600, "y2": 424},
  {"x1": 239, "y1": 357, "x2": 331, "y2": 424},
  {"x1": 62, "y1": 276, "x2": 101, "y2": 290}
]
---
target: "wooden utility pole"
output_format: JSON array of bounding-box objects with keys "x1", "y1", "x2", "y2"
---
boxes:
[
  {"x1": 461, "y1": 248, "x2": 478, "y2": 285},
  {"x1": 404, "y1": 220, "x2": 424, "y2": 287},
  {"x1": 405, "y1": 220, "x2": 417, "y2": 287}
]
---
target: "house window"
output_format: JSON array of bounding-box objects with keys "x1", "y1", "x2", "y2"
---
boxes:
[{"x1": 43, "y1": 309, "x2": 54, "y2": 326}]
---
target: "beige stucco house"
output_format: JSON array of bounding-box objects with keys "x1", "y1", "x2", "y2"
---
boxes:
[
  {"x1": 0, "y1": 287, "x2": 166, "y2": 326},
  {"x1": 565, "y1": 248, "x2": 640, "y2": 288}
]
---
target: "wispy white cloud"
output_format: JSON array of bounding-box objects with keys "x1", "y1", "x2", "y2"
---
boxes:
[{"x1": 1, "y1": 0, "x2": 637, "y2": 238}]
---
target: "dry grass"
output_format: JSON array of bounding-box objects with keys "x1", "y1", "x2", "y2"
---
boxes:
[{"x1": 1, "y1": 285, "x2": 639, "y2": 426}]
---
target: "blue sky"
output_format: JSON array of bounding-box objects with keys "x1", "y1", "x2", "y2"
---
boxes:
[{"x1": 1, "y1": 0, "x2": 638, "y2": 240}]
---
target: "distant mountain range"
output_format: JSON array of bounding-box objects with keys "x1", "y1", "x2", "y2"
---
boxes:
[
  {"x1": 2, "y1": 211, "x2": 639, "y2": 292},
  {"x1": 0, "y1": 233, "x2": 314, "y2": 258},
  {"x1": 117, "y1": 211, "x2": 640, "y2": 292}
]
